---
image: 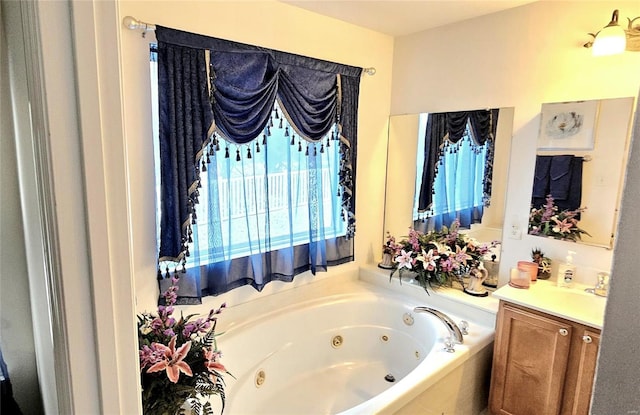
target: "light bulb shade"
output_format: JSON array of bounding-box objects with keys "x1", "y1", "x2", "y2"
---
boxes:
[{"x1": 592, "y1": 10, "x2": 627, "y2": 56}]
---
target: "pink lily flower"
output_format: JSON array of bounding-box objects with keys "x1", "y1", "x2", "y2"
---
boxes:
[
  {"x1": 552, "y1": 217, "x2": 573, "y2": 234},
  {"x1": 147, "y1": 336, "x2": 193, "y2": 383},
  {"x1": 395, "y1": 250, "x2": 414, "y2": 270},
  {"x1": 203, "y1": 347, "x2": 227, "y2": 373},
  {"x1": 416, "y1": 249, "x2": 440, "y2": 271},
  {"x1": 453, "y1": 245, "x2": 472, "y2": 265}
]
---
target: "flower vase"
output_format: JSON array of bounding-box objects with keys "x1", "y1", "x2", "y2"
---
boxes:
[
  {"x1": 537, "y1": 269, "x2": 551, "y2": 280},
  {"x1": 463, "y1": 266, "x2": 489, "y2": 297},
  {"x1": 399, "y1": 269, "x2": 418, "y2": 285},
  {"x1": 378, "y1": 252, "x2": 395, "y2": 269}
]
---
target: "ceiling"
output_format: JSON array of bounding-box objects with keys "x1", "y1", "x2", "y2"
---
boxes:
[{"x1": 280, "y1": 1, "x2": 539, "y2": 37}]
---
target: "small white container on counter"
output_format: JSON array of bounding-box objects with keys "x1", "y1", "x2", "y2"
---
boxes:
[{"x1": 557, "y1": 250, "x2": 577, "y2": 288}]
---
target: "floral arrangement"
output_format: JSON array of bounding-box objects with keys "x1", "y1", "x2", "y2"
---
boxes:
[
  {"x1": 383, "y1": 232, "x2": 398, "y2": 255},
  {"x1": 385, "y1": 219, "x2": 499, "y2": 293},
  {"x1": 528, "y1": 195, "x2": 590, "y2": 242},
  {"x1": 531, "y1": 248, "x2": 552, "y2": 280},
  {"x1": 138, "y1": 277, "x2": 231, "y2": 415}
]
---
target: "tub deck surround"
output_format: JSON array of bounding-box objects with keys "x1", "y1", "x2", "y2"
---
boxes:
[
  {"x1": 492, "y1": 279, "x2": 607, "y2": 329},
  {"x1": 359, "y1": 264, "x2": 500, "y2": 328},
  {"x1": 190, "y1": 264, "x2": 497, "y2": 414}
]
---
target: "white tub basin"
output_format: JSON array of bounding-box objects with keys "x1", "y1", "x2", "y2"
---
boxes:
[{"x1": 212, "y1": 267, "x2": 496, "y2": 414}]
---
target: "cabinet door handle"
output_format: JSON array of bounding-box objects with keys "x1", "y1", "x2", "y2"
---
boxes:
[
  {"x1": 583, "y1": 335, "x2": 593, "y2": 344},
  {"x1": 559, "y1": 328, "x2": 569, "y2": 336}
]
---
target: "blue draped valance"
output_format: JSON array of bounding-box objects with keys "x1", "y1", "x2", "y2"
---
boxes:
[{"x1": 155, "y1": 26, "x2": 362, "y2": 264}]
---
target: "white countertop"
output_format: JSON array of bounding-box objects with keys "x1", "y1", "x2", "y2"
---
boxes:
[{"x1": 492, "y1": 279, "x2": 607, "y2": 329}]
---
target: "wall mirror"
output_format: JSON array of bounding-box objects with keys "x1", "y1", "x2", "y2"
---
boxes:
[
  {"x1": 383, "y1": 108, "x2": 515, "y2": 248},
  {"x1": 528, "y1": 97, "x2": 634, "y2": 249}
]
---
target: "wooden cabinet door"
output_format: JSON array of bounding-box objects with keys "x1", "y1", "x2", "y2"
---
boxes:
[
  {"x1": 561, "y1": 328, "x2": 601, "y2": 415},
  {"x1": 489, "y1": 302, "x2": 572, "y2": 415}
]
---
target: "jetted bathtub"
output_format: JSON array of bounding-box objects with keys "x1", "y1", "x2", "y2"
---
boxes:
[{"x1": 212, "y1": 265, "x2": 498, "y2": 415}]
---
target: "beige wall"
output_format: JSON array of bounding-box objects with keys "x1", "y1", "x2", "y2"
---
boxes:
[
  {"x1": 117, "y1": 1, "x2": 395, "y2": 310},
  {"x1": 391, "y1": 1, "x2": 640, "y2": 285}
]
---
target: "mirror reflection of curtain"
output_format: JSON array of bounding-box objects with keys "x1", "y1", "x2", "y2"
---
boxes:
[{"x1": 414, "y1": 109, "x2": 499, "y2": 232}]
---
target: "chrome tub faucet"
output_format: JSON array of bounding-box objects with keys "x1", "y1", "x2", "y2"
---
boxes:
[{"x1": 414, "y1": 306, "x2": 464, "y2": 351}]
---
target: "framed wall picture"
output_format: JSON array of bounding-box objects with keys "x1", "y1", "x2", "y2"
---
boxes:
[{"x1": 537, "y1": 100, "x2": 599, "y2": 150}]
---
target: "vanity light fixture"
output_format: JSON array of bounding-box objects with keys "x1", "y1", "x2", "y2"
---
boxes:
[
  {"x1": 584, "y1": 9, "x2": 640, "y2": 56},
  {"x1": 592, "y1": 10, "x2": 626, "y2": 56}
]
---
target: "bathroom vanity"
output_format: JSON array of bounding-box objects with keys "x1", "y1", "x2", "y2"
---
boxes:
[{"x1": 488, "y1": 281, "x2": 606, "y2": 415}]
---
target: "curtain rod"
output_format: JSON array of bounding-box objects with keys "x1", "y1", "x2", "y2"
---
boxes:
[
  {"x1": 122, "y1": 16, "x2": 377, "y2": 76},
  {"x1": 123, "y1": 16, "x2": 156, "y2": 32}
]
